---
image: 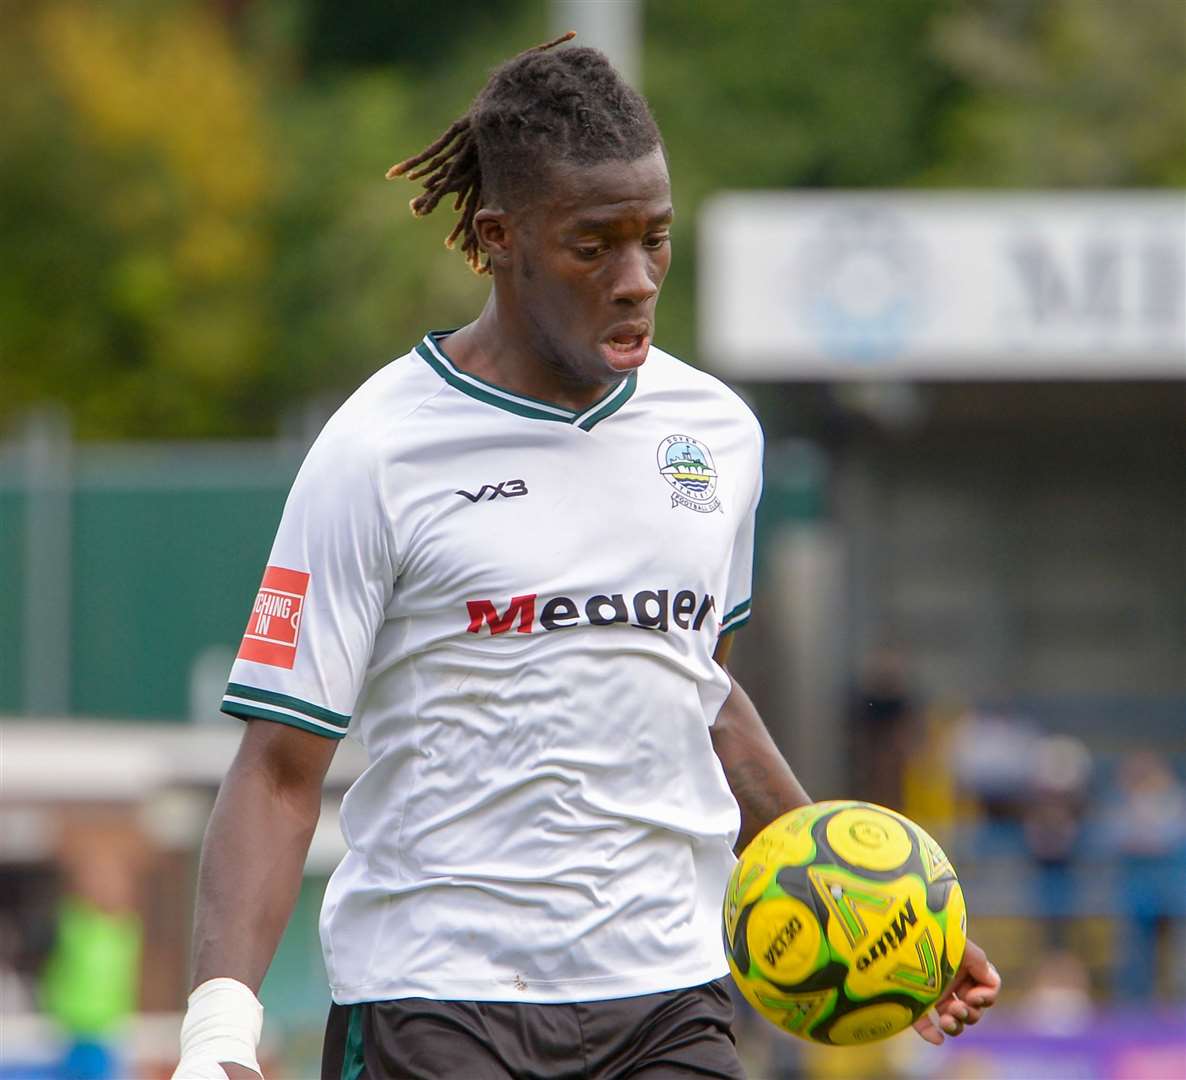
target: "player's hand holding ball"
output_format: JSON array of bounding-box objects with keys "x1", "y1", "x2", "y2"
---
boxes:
[
  {"x1": 723, "y1": 801, "x2": 999, "y2": 1045},
  {"x1": 912, "y1": 935, "x2": 1001, "y2": 1044}
]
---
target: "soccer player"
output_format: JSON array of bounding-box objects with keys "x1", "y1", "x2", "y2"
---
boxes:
[{"x1": 174, "y1": 36, "x2": 1000, "y2": 1079}]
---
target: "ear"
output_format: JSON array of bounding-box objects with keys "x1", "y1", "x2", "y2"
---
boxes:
[{"x1": 474, "y1": 208, "x2": 511, "y2": 268}]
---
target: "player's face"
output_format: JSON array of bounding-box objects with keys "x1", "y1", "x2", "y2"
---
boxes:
[{"x1": 510, "y1": 147, "x2": 673, "y2": 386}]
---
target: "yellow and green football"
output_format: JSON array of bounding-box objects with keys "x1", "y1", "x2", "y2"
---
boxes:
[{"x1": 723, "y1": 801, "x2": 967, "y2": 1045}]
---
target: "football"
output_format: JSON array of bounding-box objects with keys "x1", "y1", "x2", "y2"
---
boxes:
[{"x1": 723, "y1": 800, "x2": 967, "y2": 1045}]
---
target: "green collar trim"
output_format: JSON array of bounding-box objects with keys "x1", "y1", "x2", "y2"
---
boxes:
[{"x1": 415, "y1": 332, "x2": 638, "y2": 431}]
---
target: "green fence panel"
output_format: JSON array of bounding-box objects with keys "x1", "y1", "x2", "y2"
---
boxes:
[
  {"x1": 70, "y1": 484, "x2": 291, "y2": 720},
  {"x1": 0, "y1": 491, "x2": 25, "y2": 710}
]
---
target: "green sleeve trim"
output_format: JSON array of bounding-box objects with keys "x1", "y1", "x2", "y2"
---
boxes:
[
  {"x1": 718, "y1": 611, "x2": 751, "y2": 637},
  {"x1": 225, "y1": 682, "x2": 350, "y2": 728},
  {"x1": 222, "y1": 699, "x2": 348, "y2": 740},
  {"x1": 719, "y1": 597, "x2": 752, "y2": 636},
  {"x1": 721, "y1": 598, "x2": 752, "y2": 624}
]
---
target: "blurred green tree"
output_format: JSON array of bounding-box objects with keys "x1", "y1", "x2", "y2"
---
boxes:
[
  {"x1": 2, "y1": 1, "x2": 275, "y2": 436},
  {"x1": 929, "y1": 0, "x2": 1186, "y2": 187},
  {"x1": 252, "y1": 4, "x2": 539, "y2": 417},
  {"x1": 0, "y1": 0, "x2": 520, "y2": 437},
  {"x1": 302, "y1": 0, "x2": 514, "y2": 73}
]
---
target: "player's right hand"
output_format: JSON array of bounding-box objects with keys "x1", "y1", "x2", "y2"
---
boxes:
[{"x1": 173, "y1": 978, "x2": 265, "y2": 1079}]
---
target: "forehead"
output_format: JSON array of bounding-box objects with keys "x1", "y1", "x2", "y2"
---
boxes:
[{"x1": 531, "y1": 147, "x2": 672, "y2": 226}]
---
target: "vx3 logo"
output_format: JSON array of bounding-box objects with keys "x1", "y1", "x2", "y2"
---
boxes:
[{"x1": 455, "y1": 478, "x2": 528, "y2": 503}]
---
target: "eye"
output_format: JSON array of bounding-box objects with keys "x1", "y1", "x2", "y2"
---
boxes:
[
  {"x1": 644, "y1": 233, "x2": 671, "y2": 250},
  {"x1": 575, "y1": 245, "x2": 606, "y2": 260}
]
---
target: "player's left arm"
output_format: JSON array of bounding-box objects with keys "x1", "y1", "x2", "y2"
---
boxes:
[
  {"x1": 710, "y1": 635, "x2": 1002, "y2": 1041},
  {"x1": 710, "y1": 633, "x2": 810, "y2": 852}
]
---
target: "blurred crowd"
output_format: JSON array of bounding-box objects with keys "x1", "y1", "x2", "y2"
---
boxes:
[{"x1": 852, "y1": 666, "x2": 1186, "y2": 1008}]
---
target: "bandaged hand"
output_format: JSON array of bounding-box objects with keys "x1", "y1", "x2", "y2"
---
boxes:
[{"x1": 172, "y1": 978, "x2": 264, "y2": 1079}]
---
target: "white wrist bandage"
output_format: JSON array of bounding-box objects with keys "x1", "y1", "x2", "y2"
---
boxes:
[{"x1": 173, "y1": 977, "x2": 264, "y2": 1079}]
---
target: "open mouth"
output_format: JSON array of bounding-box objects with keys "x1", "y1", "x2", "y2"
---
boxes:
[
  {"x1": 600, "y1": 330, "x2": 651, "y2": 371},
  {"x1": 608, "y1": 334, "x2": 644, "y2": 352}
]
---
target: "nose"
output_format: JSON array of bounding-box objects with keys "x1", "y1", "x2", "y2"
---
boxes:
[{"x1": 611, "y1": 246, "x2": 659, "y2": 306}]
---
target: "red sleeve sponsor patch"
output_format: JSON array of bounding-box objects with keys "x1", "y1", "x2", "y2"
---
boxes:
[{"x1": 237, "y1": 566, "x2": 309, "y2": 669}]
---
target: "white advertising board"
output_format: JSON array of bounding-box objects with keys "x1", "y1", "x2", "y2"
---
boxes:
[{"x1": 698, "y1": 193, "x2": 1185, "y2": 379}]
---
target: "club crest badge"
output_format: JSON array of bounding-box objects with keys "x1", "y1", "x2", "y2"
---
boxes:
[{"x1": 657, "y1": 434, "x2": 720, "y2": 513}]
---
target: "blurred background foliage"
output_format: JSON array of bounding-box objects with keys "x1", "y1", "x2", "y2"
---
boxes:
[{"x1": 1, "y1": 0, "x2": 1182, "y2": 438}]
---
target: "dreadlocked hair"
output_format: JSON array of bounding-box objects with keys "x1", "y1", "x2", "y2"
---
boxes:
[{"x1": 386, "y1": 31, "x2": 663, "y2": 273}]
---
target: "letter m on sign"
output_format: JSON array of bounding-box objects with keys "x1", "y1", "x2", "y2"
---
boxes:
[{"x1": 466, "y1": 594, "x2": 536, "y2": 634}]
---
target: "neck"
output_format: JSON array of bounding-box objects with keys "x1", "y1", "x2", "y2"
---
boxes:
[{"x1": 442, "y1": 289, "x2": 617, "y2": 412}]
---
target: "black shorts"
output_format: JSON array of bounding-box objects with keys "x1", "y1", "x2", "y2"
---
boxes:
[{"x1": 321, "y1": 979, "x2": 746, "y2": 1079}]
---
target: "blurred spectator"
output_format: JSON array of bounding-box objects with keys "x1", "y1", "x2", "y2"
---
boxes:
[
  {"x1": 1019, "y1": 949, "x2": 1093, "y2": 1035},
  {"x1": 1102, "y1": 752, "x2": 1186, "y2": 1001},
  {"x1": 0, "y1": 915, "x2": 37, "y2": 1014},
  {"x1": 1022, "y1": 736, "x2": 1092, "y2": 946},
  {"x1": 39, "y1": 834, "x2": 143, "y2": 1080},
  {"x1": 950, "y1": 711, "x2": 1040, "y2": 823},
  {"x1": 849, "y1": 648, "x2": 916, "y2": 810}
]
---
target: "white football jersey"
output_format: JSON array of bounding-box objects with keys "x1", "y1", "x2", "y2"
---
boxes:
[{"x1": 223, "y1": 332, "x2": 762, "y2": 1004}]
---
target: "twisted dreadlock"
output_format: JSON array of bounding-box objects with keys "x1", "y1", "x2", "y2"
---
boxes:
[{"x1": 387, "y1": 32, "x2": 663, "y2": 273}]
